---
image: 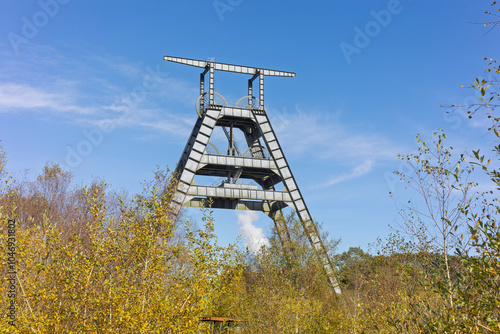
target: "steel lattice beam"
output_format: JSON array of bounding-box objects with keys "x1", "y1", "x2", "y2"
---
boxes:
[{"x1": 164, "y1": 55, "x2": 296, "y2": 78}]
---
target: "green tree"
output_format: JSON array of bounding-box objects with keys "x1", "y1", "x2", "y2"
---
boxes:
[
  {"x1": 448, "y1": 72, "x2": 500, "y2": 333},
  {"x1": 392, "y1": 130, "x2": 474, "y2": 310}
]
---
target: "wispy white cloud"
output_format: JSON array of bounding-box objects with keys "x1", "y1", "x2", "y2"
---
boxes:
[
  {"x1": 274, "y1": 106, "x2": 400, "y2": 161},
  {"x1": 137, "y1": 118, "x2": 193, "y2": 138},
  {"x1": 268, "y1": 105, "x2": 405, "y2": 187},
  {"x1": 236, "y1": 211, "x2": 269, "y2": 253},
  {"x1": 0, "y1": 82, "x2": 96, "y2": 115},
  {"x1": 0, "y1": 83, "x2": 61, "y2": 110},
  {"x1": 156, "y1": 77, "x2": 199, "y2": 106},
  {"x1": 323, "y1": 160, "x2": 373, "y2": 187},
  {"x1": 86, "y1": 54, "x2": 145, "y2": 78},
  {"x1": 71, "y1": 107, "x2": 194, "y2": 139},
  {"x1": 0, "y1": 43, "x2": 197, "y2": 138}
]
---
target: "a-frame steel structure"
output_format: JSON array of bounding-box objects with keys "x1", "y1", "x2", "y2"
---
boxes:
[{"x1": 164, "y1": 55, "x2": 342, "y2": 294}]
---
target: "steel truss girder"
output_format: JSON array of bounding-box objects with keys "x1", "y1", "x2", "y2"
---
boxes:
[
  {"x1": 184, "y1": 197, "x2": 288, "y2": 213},
  {"x1": 164, "y1": 55, "x2": 296, "y2": 77}
]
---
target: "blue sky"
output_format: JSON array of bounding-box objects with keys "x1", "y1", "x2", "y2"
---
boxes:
[{"x1": 0, "y1": 0, "x2": 498, "y2": 253}]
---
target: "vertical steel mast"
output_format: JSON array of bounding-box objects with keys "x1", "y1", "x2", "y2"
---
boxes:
[{"x1": 164, "y1": 55, "x2": 342, "y2": 294}]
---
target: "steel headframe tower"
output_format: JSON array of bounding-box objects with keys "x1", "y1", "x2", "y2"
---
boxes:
[{"x1": 164, "y1": 55, "x2": 342, "y2": 295}]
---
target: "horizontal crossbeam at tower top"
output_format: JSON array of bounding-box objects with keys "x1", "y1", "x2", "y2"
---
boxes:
[
  {"x1": 163, "y1": 55, "x2": 296, "y2": 77},
  {"x1": 164, "y1": 54, "x2": 295, "y2": 112}
]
